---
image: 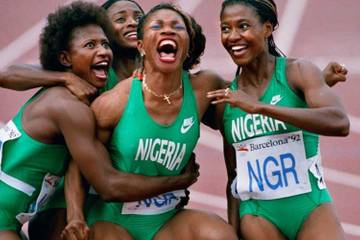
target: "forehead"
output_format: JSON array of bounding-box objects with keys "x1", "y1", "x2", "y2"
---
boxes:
[
  {"x1": 147, "y1": 9, "x2": 185, "y2": 24},
  {"x1": 70, "y1": 24, "x2": 107, "y2": 43},
  {"x1": 221, "y1": 3, "x2": 257, "y2": 22},
  {"x1": 107, "y1": 1, "x2": 142, "y2": 16}
]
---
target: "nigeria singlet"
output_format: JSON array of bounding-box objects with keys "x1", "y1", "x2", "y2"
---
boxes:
[
  {"x1": 87, "y1": 72, "x2": 200, "y2": 240},
  {"x1": 0, "y1": 90, "x2": 70, "y2": 231},
  {"x1": 223, "y1": 57, "x2": 331, "y2": 239}
]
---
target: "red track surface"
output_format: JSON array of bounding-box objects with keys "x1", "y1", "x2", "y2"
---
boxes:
[{"x1": 1, "y1": 0, "x2": 359, "y2": 239}]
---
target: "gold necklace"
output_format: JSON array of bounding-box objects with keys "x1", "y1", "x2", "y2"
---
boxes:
[{"x1": 142, "y1": 74, "x2": 182, "y2": 104}]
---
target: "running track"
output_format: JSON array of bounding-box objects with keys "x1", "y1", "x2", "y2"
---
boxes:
[{"x1": 0, "y1": 0, "x2": 359, "y2": 239}]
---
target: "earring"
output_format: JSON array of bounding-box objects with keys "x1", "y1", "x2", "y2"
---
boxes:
[{"x1": 140, "y1": 51, "x2": 145, "y2": 57}]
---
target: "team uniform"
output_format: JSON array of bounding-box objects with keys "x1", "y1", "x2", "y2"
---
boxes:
[
  {"x1": 0, "y1": 90, "x2": 70, "y2": 231},
  {"x1": 36, "y1": 68, "x2": 119, "y2": 213},
  {"x1": 223, "y1": 57, "x2": 331, "y2": 239},
  {"x1": 86, "y1": 72, "x2": 200, "y2": 240}
]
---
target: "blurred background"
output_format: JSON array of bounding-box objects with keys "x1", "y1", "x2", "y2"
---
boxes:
[{"x1": 0, "y1": 0, "x2": 359, "y2": 239}]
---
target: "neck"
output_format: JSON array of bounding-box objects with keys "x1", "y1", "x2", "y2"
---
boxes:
[
  {"x1": 238, "y1": 52, "x2": 276, "y2": 86},
  {"x1": 113, "y1": 47, "x2": 138, "y2": 80}
]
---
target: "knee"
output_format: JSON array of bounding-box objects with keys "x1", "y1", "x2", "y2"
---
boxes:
[{"x1": 194, "y1": 215, "x2": 238, "y2": 240}]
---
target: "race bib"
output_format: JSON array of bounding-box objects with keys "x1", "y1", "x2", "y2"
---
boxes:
[
  {"x1": 233, "y1": 131, "x2": 311, "y2": 200},
  {"x1": 0, "y1": 121, "x2": 21, "y2": 165},
  {"x1": 121, "y1": 190, "x2": 186, "y2": 215},
  {"x1": 16, "y1": 173, "x2": 60, "y2": 224}
]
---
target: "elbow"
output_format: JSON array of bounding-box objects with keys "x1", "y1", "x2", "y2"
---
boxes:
[{"x1": 338, "y1": 117, "x2": 350, "y2": 136}]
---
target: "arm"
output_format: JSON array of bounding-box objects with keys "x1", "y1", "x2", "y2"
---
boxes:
[
  {"x1": 207, "y1": 60, "x2": 350, "y2": 136},
  {"x1": 322, "y1": 62, "x2": 347, "y2": 87},
  {"x1": 0, "y1": 64, "x2": 96, "y2": 102},
  {"x1": 61, "y1": 160, "x2": 89, "y2": 240},
  {"x1": 56, "y1": 100, "x2": 198, "y2": 202}
]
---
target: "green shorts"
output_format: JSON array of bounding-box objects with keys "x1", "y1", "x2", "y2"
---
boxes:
[
  {"x1": 87, "y1": 197, "x2": 179, "y2": 240},
  {"x1": 239, "y1": 173, "x2": 332, "y2": 240}
]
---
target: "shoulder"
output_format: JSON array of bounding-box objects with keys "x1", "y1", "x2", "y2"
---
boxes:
[
  {"x1": 91, "y1": 77, "x2": 133, "y2": 129},
  {"x1": 286, "y1": 58, "x2": 325, "y2": 90},
  {"x1": 190, "y1": 70, "x2": 226, "y2": 92}
]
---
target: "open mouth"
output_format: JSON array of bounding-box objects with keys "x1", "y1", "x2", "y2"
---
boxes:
[
  {"x1": 124, "y1": 31, "x2": 137, "y2": 40},
  {"x1": 230, "y1": 45, "x2": 248, "y2": 57},
  {"x1": 91, "y1": 61, "x2": 110, "y2": 80},
  {"x1": 157, "y1": 39, "x2": 178, "y2": 63}
]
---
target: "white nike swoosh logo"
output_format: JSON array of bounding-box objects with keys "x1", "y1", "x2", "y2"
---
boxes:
[
  {"x1": 270, "y1": 96, "x2": 283, "y2": 105},
  {"x1": 181, "y1": 120, "x2": 195, "y2": 134}
]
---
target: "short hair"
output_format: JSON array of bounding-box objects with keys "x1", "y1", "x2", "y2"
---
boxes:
[
  {"x1": 40, "y1": 1, "x2": 115, "y2": 71},
  {"x1": 137, "y1": 3, "x2": 206, "y2": 70},
  {"x1": 101, "y1": 0, "x2": 144, "y2": 14}
]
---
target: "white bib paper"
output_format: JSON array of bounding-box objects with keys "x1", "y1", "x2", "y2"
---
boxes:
[
  {"x1": 233, "y1": 131, "x2": 311, "y2": 200},
  {"x1": 121, "y1": 190, "x2": 186, "y2": 215}
]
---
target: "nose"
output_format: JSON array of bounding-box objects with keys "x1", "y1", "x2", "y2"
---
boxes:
[
  {"x1": 228, "y1": 28, "x2": 242, "y2": 43},
  {"x1": 97, "y1": 44, "x2": 112, "y2": 59},
  {"x1": 160, "y1": 25, "x2": 175, "y2": 35},
  {"x1": 127, "y1": 17, "x2": 137, "y2": 28}
]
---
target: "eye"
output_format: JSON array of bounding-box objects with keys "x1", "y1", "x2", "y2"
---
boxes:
[
  {"x1": 221, "y1": 25, "x2": 230, "y2": 33},
  {"x1": 239, "y1": 23, "x2": 250, "y2": 31},
  {"x1": 85, "y1": 42, "x2": 95, "y2": 48},
  {"x1": 102, "y1": 41, "x2": 110, "y2": 49},
  {"x1": 174, "y1": 23, "x2": 186, "y2": 30},
  {"x1": 150, "y1": 23, "x2": 161, "y2": 30},
  {"x1": 115, "y1": 17, "x2": 126, "y2": 23}
]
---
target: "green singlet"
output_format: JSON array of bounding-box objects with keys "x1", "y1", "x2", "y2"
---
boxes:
[
  {"x1": 86, "y1": 72, "x2": 200, "y2": 240},
  {"x1": 222, "y1": 57, "x2": 332, "y2": 239},
  {"x1": 40, "y1": 67, "x2": 119, "y2": 212},
  {"x1": 0, "y1": 90, "x2": 70, "y2": 231}
]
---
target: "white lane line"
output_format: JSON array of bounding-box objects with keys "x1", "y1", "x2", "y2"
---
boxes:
[
  {"x1": 199, "y1": 128, "x2": 360, "y2": 189},
  {"x1": 190, "y1": 190, "x2": 360, "y2": 237},
  {"x1": 0, "y1": 0, "x2": 99, "y2": 70},
  {"x1": 177, "y1": 0, "x2": 203, "y2": 14},
  {"x1": 274, "y1": 0, "x2": 308, "y2": 55}
]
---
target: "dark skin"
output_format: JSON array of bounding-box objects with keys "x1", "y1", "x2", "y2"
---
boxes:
[
  {"x1": 207, "y1": 3, "x2": 349, "y2": 240},
  {"x1": 87, "y1": 9, "x2": 236, "y2": 240}
]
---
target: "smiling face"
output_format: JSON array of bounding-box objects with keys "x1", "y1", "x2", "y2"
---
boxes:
[
  {"x1": 220, "y1": 3, "x2": 272, "y2": 66},
  {"x1": 107, "y1": 1, "x2": 143, "y2": 49},
  {"x1": 138, "y1": 9, "x2": 190, "y2": 73},
  {"x1": 62, "y1": 24, "x2": 113, "y2": 88}
]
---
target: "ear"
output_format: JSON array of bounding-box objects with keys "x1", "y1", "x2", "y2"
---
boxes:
[
  {"x1": 263, "y1": 21, "x2": 273, "y2": 38},
  {"x1": 59, "y1": 51, "x2": 72, "y2": 68},
  {"x1": 137, "y1": 40, "x2": 145, "y2": 57}
]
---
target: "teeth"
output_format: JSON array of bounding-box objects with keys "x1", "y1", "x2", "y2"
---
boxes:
[
  {"x1": 125, "y1": 31, "x2": 137, "y2": 37},
  {"x1": 95, "y1": 61, "x2": 108, "y2": 67},
  {"x1": 232, "y1": 45, "x2": 246, "y2": 51},
  {"x1": 159, "y1": 40, "x2": 177, "y2": 49}
]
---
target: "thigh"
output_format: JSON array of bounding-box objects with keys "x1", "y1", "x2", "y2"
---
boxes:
[
  {"x1": 297, "y1": 203, "x2": 345, "y2": 240},
  {"x1": 28, "y1": 208, "x2": 66, "y2": 240},
  {"x1": 240, "y1": 215, "x2": 286, "y2": 240},
  {"x1": 154, "y1": 209, "x2": 237, "y2": 240},
  {"x1": 89, "y1": 221, "x2": 133, "y2": 240},
  {"x1": 0, "y1": 230, "x2": 21, "y2": 240}
]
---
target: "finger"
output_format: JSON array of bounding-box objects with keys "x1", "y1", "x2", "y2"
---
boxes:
[
  {"x1": 206, "y1": 89, "x2": 228, "y2": 98},
  {"x1": 211, "y1": 98, "x2": 228, "y2": 105}
]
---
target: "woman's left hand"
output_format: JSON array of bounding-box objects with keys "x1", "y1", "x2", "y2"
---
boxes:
[
  {"x1": 206, "y1": 88, "x2": 261, "y2": 114},
  {"x1": 61, "y1": 219, "x2": 89, "y2": 240}
]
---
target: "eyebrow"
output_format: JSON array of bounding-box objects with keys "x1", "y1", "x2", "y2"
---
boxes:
[{"x1": 116, "y1": 10, "x2": 142, "y2": 14}]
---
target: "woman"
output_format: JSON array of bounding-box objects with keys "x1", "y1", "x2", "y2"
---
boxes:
[
  {"x1": 85, "y1": 3, "x2": 237, "y2": 240},
  {"x1": 207, "y1": 0, "x2": 349, "y2": 239},
  {"x1": 0, "y1": 2, "x2": 114, "y2": 239}
]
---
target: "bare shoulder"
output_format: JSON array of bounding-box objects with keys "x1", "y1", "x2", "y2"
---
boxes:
[
  {"x1": 91, "y1": 77, "x2": 133, "y2": 129},
  {"x1": 286, "y1": 58, "x2": 324, "y2": 90},
  {"x1": 190, "y1": 70, "x2": 226, "y2": 93}
]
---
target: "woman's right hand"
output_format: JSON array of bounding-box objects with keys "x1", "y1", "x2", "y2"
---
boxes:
[
  {"x1": 61, "y1": 219, "x2": 90, "y2": 240},
  {"x1": 182, "y1": 153, "x2": 200, "y2": 186},
  {"x1": 64, "y1": 72, "x2": 97, "y2": 104}
]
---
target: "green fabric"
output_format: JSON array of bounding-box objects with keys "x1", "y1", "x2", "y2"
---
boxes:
[
  {"x1": 0, "y1": 89, "x2": 70, "y2": 231},
  {"x1": 239, "y1": 174, "x2": 332, "y2": 240},
  {"x1": 222, "y1": 57, "x2": 330, "y2": 239},
  {"x1": 87, "y1": 71, "x2": 200, "y2": 240}
]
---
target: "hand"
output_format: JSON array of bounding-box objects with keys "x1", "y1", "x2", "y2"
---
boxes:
[
  {"x1": 61, "y1": 219, "x2": 89, "y2": 240},
  {"x1": 207, "y1": 88, "x2": 261, "y2": 113},
  {"x1": 64, "y1": 72, "x2": 97, "y2": 104},
  {"x1": 176, "y1": 189, "x2": 190, "y2": 209},
  {"x1": 322, "y1": 62, "x2": 347, "y2": 87},
  {"x1": 182, "y1": 153, "x2": 200, "y2": 187}
]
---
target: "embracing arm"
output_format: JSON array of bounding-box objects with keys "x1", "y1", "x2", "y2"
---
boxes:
[
  {"x1": 57, "y1": 100, "x2": 197, "y2": 202},
  {"x1": 0, "y1": 64, "x2": 96, "y2": 102},
  {"x1": 208, "y1": 60, "x2": 350, "y2": 136}
]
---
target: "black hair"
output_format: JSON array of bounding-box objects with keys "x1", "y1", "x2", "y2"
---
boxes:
[
  {"x1": 101, "y1": 0, "x2": 144, "y2": 14},
  {"x1": 137, "y1": 3, "x2": 206, "y2": 71},
  {"x1": 40, "y1": 1, "x2": 116, "y2": 71},
  {"x1": 221, "y1": 0, "x2": 284, "y2": 57}
]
